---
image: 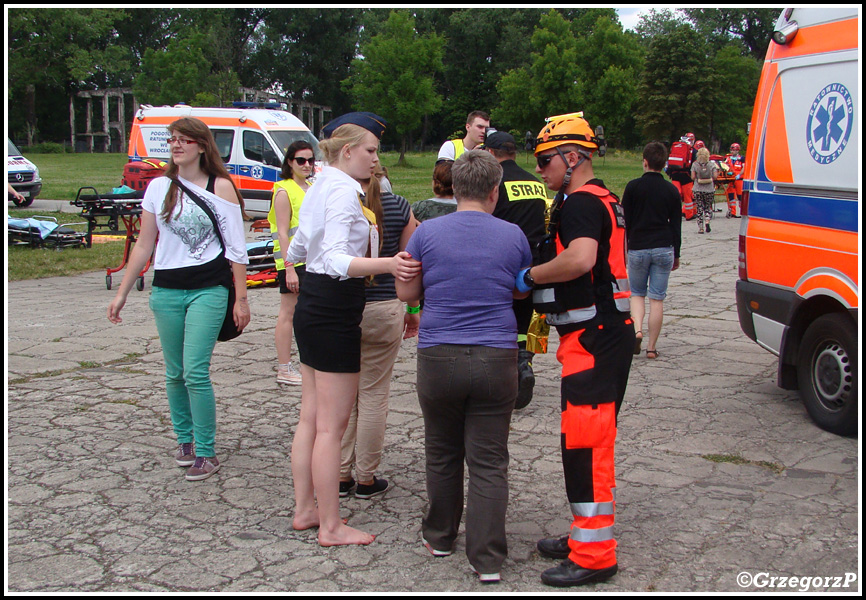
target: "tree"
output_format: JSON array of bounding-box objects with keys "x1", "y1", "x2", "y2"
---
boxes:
[
  {"x1": 8, "y1": 8, "x2": 132, "y2": 144},
  {"x1": 682, "y1": 8, "x2": 780, "y2": 60},
  {"x1": 255, "y1": 9, "x2": 363, "y2": 116},
  {"x1": 636, "y1": 24, "x2": 712, "y2": 143},
  {"x1": 343, "y1": 10, "x2": 444, "y2": 164}
]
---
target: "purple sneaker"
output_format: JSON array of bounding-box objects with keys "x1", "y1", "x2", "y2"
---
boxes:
[
  {"x1": 185, "y1": 456, "x2": 220, "y2": 481},
  {"x1": 175, "y1": 443, "x2": 196, "y2": 467}
]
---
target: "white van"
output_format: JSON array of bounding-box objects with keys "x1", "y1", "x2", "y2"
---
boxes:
[
  {"x1": 7, "y1": 138, "x2": 43, "y2": 208},
  {"x1": 735, "y1": 7, "x2": 858, "y2": 435},
  {"x1": 128, "y1": 103, "x2": 320, "y2": 215}
]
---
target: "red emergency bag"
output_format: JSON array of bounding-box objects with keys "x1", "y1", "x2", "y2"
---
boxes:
[
  {"x1": 122, "y1": 160, "x2": 167, "y2": 193},
  {"x1": 667, "y1": 141, "x2": 693, "y2": 171}
]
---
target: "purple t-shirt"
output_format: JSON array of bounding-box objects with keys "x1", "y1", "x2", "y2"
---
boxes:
[{"x1": 406, "y1": 210, "x2": 532, "y2": 348}]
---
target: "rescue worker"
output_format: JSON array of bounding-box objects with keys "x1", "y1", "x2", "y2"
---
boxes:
[
  {"x1": 484, "y1": 129, "x2": 548, "y2": 409},
  {"x1": 724, "y1": 143, "x2": 745, "y2": 218},
  {"x1": 437, "y1": 111, "x2": 490, "y2": 162},
  {"x1": 666, "y1": 132, "x2": 697, "y2": 220},
  {"x1": 515, "y1": 113, "x2": 635, "y2": 587}
]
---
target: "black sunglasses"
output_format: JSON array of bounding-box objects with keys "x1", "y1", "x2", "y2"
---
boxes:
[
  {"x1": 536, "y1": 153, "x2": 558, "y2": 169},
  {"x1": 293, "y1": 156, "x2": 315, "y2": 166}
]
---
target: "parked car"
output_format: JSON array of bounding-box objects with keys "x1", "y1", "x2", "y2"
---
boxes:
[{"x1": 7, "y1": 138, "x2": 43, "y2": 208}]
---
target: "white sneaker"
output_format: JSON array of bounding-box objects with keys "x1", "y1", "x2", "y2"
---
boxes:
[{"x1": 277, "y1": 363, "x2": 302, "y2": 386}]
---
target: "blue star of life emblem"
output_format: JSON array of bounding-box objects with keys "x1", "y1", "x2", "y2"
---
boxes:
[
  {"x1": 806, "y1": 83, "x2": 853, "y2": 164},
  {"x1": 251, "y1": 165, "x2": 264, "y2": 179}
]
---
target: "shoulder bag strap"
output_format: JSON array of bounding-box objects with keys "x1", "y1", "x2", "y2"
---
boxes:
[{"x1": 170, "y1": 176, "x2": 226, "y2": 251}]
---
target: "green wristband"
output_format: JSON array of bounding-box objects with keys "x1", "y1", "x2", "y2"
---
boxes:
[{"x1": 406, "y1": 304, "x2": 421, "y2": 314}]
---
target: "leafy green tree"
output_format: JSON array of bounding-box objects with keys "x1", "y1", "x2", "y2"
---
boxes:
[
  {"x1": 8, "y1": 8, "x2": 131, "y2": 144},
  {"x1": 636, "y1": 24, "x2": 712, "y2": 143},
  {"x1": 344, "y1": 10, "x2": 444, "y2": 164},
  {"x1": 682, "y1": 8, "x2": 780, "y2": 60},
  {"x1": 255, "y1": 9, "x2": 363, "y2": 116},
  {"x1": 133, "y1": 31, "x2": 239, "y2": 107},
  {"x1": 705, "y1": 45, "x2": 761, "y2": 148}
]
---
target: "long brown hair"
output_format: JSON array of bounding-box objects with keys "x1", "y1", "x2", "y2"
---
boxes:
[{"x1": 161, "y1": 117, "x2": 244, "y2": 222}]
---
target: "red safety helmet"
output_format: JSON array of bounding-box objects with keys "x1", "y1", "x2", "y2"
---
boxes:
[
  {"x1": 685, "y1": 132, "x2": 696, "y2": 145},
  {"x1": 730, "y1": 142, "x2": 741, "y2": 152},
  {"x1": 694, "y1": 140, "x2": 706, "y2": 150}
]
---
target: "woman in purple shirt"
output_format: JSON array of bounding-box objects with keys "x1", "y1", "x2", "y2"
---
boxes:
[{"x1": 397, "y1": 150, "x2": 531, "y2": 584}]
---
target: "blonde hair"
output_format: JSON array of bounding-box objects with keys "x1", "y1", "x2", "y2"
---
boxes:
[
  {"x1": 697, "y1": 147, "x2": 711, "y2": 163},
  {"x1": 318, "y1": 124, "x2": 371, "y2": 165}
]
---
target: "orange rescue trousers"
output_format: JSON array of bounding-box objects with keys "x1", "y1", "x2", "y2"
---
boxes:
[
  {"x1": 672, "y1": 180, "x2": 696, "y2": 220},
  {"x1": 556, "y1": 318, "x2": 634, "y2": 570}
]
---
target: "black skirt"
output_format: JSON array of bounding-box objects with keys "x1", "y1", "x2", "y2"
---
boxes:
[{"x1": 293, "y1": 272, "x2": 366, "y2": 373}]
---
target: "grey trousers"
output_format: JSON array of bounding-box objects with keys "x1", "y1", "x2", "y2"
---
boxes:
[{"x1": 417, "y1": 344, "x2": 517, "y2": 574}]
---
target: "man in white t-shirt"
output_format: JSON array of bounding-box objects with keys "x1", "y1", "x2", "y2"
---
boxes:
[{"x1": 437, "y1": 110, "x2": 490, "y2": 162}]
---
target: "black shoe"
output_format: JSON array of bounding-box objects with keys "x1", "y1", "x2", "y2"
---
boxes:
[
  {"x1": 537, "y1": 535, "x2": 570, "y2": 559},
  {"x1": 541, "y1": 559, "x2": 618, "y2": 587},
  {"x1": 355, "y1": 476, "x2": 389, "y2": 499},
  {"x1": 706, "y1": 222, "x2": 711, "y2": 233},
  {"x1": 515, "y1": 350, "x2": 535, "y2": 410},
  {"x1": 339, "y1": 478, "x2": 356, "y2": 497}
]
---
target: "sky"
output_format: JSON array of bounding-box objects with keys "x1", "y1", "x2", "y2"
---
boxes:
[{"x1": 615, "y1": 6, "x2": 652, "y2": 31}]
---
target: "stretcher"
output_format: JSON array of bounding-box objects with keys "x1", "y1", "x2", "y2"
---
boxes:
[
  {"x1": 71, "y1": 187, "x2": 152, "y2": 291},
  {"x1": 245, "y1": 238, "x2": 279, "y2": 288},
  {"x1": 7, "y1": 215, "x2": 88, "y2": 250}
]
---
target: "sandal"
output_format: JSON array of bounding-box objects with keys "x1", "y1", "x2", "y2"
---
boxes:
[
  {"x1": 646, "y1": 349, "x2": 659, "y2": 359},
  {"x1": 633, "y1": 334, "x2": 642, "y2": 355}
]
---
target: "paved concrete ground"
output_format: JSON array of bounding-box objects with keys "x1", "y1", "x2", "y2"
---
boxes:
[{"x1": 6, "y1": 210, "x2": 860, "y2": 593}]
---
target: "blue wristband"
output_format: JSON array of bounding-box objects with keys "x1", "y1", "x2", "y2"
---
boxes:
[{"x1": 515, "y1": 268, "x2": 533, "y2": 293}]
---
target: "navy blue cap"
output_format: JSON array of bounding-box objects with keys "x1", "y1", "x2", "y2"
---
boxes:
[
  {"x1": 322, "y1": 112, "x2": 387, "y2": 140},
  {"x1": 483, "y1": 130, "x2": 516, "y2": 150}
]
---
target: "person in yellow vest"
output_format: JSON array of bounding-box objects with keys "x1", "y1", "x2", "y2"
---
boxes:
[
  {"x1": 437, "y1": 110, "x2": 490, "y2": 162},
  {"x1": 270, "y1": 141, "x2": 315, "y2": 385}
]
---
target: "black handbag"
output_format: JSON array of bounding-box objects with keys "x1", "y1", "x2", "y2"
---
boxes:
[{"x1": 170, "y1": 177, "x2": 242, "y2": 341}]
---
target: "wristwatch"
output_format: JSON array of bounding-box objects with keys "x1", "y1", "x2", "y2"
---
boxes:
[{"x1": 522, "y1": 268, "x2": 535, "y2": 289}]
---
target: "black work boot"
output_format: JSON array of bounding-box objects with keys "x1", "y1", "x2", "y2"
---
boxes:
[
  {"x1": 541, "y1": 559, "x2": 618, "y2": 587},
  {"x1": 515, "y1": 349, "x2": 535, "y2": 409}
]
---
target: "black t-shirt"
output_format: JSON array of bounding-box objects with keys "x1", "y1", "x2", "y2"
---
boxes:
[
  {"x1": 621, "y1": 171, "x2": 682, "y2": 258},
  {"x1": 555, "y1": 179, "x2": 617, "y2": 317},
  {"x1": 493, "y1": 160, "x2": 547, "y2": 257}
]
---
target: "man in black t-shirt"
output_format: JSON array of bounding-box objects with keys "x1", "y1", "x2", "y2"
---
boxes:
[
  {"x1": 517, "y1": 114, "x2": 634, "y2": 588},
  {"x1": 485, "y1": 130, "x2": 548, "y2": 409}
]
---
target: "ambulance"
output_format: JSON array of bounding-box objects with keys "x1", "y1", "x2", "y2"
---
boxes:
[
  {"x1": 735, "y1": 7, "x2": 858, "y2": 436},
  {"x1": 127, "y1": 103, "x2": 320, "y2": 215}
]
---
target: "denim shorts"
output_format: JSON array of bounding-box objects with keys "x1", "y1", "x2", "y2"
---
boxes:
[{"x1": 628, "y1": 247, "x2": 675, "y2": 300}]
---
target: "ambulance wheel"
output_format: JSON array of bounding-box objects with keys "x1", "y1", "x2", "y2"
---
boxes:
[
  {"x1": 136, "y1": 276, "x2": 145, "y2": 291},
  {"x1": 106, "y1": 275, "x2": 112, "y2": 290},
  {"x1": 797, "y1": 313, "x2": 858, "y2": 436}
]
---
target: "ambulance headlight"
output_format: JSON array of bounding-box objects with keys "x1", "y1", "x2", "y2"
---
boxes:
[{"x1": 773, "y1": 21, "x2": 799, "y2": 45}]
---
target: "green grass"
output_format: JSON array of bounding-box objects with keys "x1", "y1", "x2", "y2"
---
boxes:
[
  {"x1": 28, "y1": 152, "x2": 130, "y2": 201},
  {"x1": 8, "y1": 149, "x2": 646, "y2": 281},
  {"x1": 8, "y1": 209, "x2": 126, "y2": 281}
]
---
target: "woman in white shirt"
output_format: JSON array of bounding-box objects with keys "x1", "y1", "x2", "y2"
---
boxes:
[
  {"x1": 107, "y1": 117, "x2": 249, "y2": 482},
  {"x1": 285, "y1": 112, "x2": 420, "y2": 546}
]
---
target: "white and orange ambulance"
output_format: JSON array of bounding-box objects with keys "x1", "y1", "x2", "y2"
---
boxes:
[
  {"x1": 736, "y1": 7, "x2": 858, "y2": 436},
  {"x1": 127, "y1": 103, "x2": 320, "y2": 215}
]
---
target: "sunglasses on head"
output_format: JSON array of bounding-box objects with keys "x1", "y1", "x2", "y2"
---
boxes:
[{"x1": 293, "y1": 156, "x2": 315, "y2": 166}]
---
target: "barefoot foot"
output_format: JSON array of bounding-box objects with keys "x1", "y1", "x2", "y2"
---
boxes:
[{"x1": 318, "y1": 523, "x2": 375, "y2": 546}]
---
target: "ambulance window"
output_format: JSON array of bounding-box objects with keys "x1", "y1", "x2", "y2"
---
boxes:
[
  {"x1": 243, "y1": 130, "x2": 281, "y2": 167},
  {"x1": 212, "y1": 129, "x2": 234, "y2": 163}
]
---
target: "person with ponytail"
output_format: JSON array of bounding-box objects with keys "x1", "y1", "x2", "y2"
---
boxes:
[
  {"x1": 108, "y1": 117, "x2": 249, "y2": 482},
  {"x1": 284, "y1": 112, "x2": 420, "y2": 546}
]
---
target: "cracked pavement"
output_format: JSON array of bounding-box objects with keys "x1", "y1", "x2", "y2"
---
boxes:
[{"x1": 6, "y1": 212, "x2": 859, "y2": 592}]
